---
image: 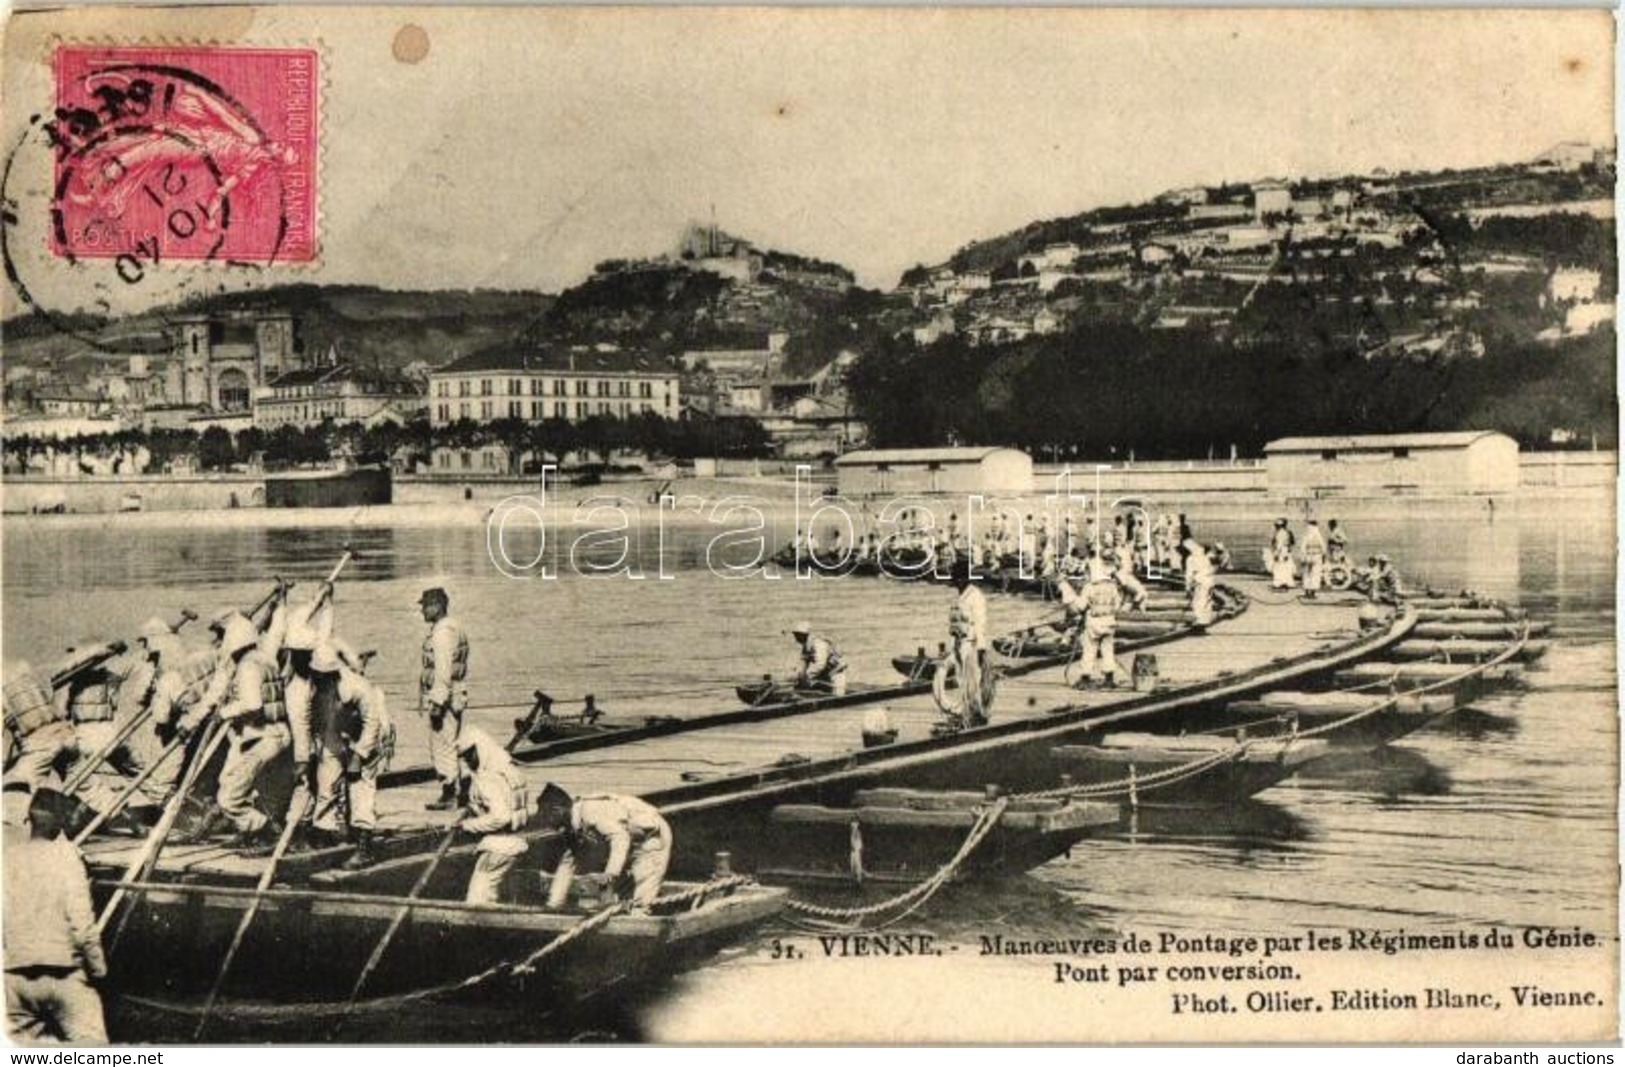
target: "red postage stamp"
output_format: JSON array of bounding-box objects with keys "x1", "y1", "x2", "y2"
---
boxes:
[{"x1": 48, "y1": 45, "x2": 319, "y2": 267}]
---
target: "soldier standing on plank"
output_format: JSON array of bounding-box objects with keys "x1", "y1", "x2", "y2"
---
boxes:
[{"x1": 419, "y1": 587, "x2": 470, "y2": 812}]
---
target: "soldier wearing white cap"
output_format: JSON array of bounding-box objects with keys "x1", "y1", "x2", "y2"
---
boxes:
[
  {"x1": 111, "y1": 619, "x2": 196, "y2": 807},
  {"x1": 538, "y1": 784, "x2": 671, "y2": 913},
  {"x1": 418, "y1": 586, "x2": 470, "y2": 812},
  {"x1": 306, "y1": 640, "x2": 393, "y2": 868},
  {"x1": 947, "y1": 563, "x2": 990, "y2": 727},
  {"x1": 790, "y1": 622, "x2": 848, "y2": 696},
  {"x1": 455, "y1": 726, "x2": 530, "y2": 905},
  {"x1": 190, "y1": 614, "x2": 293, "y2": 850},
  {"x1": 1367, "y1": 554, "x2": 1401, "y2": 605}
]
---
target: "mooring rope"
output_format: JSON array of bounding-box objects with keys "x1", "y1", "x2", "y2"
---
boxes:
[{"x1": 781, "y1": 797, "x2": 1011, "y2": 931}]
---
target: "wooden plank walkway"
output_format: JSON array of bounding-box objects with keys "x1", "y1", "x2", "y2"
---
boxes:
[{"x1": 85, "y1": 577, "x2": 1366, "y2": 882}]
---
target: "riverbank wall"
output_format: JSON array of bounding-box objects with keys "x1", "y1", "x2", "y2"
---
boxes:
[{"x1": 1, "y1": 452, "x2": 1612, "y2": 515}]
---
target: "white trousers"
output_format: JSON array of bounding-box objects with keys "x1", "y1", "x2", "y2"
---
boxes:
[
  {"x1": 310, "y1": 746, "x2": 380, "y2": 833},
  {"x1": 466, "y1": 835, "x2": 528, "y2": 905},
  {"x1": 217, "y1": 725, "x2": 291, "y2": 833},
  {"x1": 1080, "y1": 616, "x2": 1119, "y2": 681},
  {"x1": 1189, "y1": 575, "x2": 1216, "y2": 626},
  {"x1": 1270, "y1": 555, "x2": 1297, "y2": 588},
  {"x1": 4, "y1": 724, "x2": 75, "y2": 791},
  {"x1": 425, "y1": 707, "x2": 462, "y2": 787},
  {"x1": 626, "y1": 834, "x2": 671, "y2": 908}
]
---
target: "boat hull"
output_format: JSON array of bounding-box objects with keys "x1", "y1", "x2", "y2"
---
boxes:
[
  {"x1": 758, "y1": 788, "x2": 1119, "y2": 886},
  {"x1": 1049, "y1": 733, "x2": 1331, "y2": 805},
  {"x1": 94, "y1": 879, "x2": 784, "y2": 1040}
]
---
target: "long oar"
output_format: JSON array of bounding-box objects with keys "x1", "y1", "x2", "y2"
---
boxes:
[
  {"x1": 97, "y1": 719, "x2": 228, "y2": 935},
  {"x1": 193, "y1": 789, "x2": 313, "y2": 1039},
  {"x1": 330, "y1": 816, "x2": 463, "y2": 1038},
  {"x1": 70, "y1": 732, "x2": 189, "y2": 842}
]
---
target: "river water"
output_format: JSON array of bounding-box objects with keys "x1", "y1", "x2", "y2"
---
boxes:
[{"x1": 2, "y1": 494, "x2": 1615, "y2": 1042}]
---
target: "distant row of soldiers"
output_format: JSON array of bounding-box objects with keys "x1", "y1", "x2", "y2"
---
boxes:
[
  {"x1": 791, "y1": 509, "x2": 1203, "y2": 580},
  {"x1": 1269, "y1": 518, "x2": 1399, "y2": 602}
]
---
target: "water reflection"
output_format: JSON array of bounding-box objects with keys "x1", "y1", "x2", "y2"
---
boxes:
[
  {"x1": 1295, "y1": 745, "x2": 1454, "y2": 799},
  {"x1": 1115, "y1": 799, "x2": 1311, "y2": 852}
]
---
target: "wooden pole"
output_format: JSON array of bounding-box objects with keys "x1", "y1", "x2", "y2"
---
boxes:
[
  {"x1": 70, "y1": 730, "x2": 187, "y2": 842},
  {"x1": 330, "y1": 818, "x2": 462, "y2": 1039},
  {"x1": 245, "y1": 580, "x2": 291, "y2": 629},
  {"x1": 61, "y1": 707, "x2": 155, "y2": 795},
  {"x1": 193, "y1": 790, "x2": 314, "y2": 1039},
  {"x1": 317, "y1": 545, "x2": 356, "y2": 607},
  {"x1": 97, "y1": 720, "x2": 228, "y2": 935}
]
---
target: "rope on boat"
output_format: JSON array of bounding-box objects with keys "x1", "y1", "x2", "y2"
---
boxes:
[
  {"x1": 117, "y1": 875, "x2": 758, "y2": 1022},
  {"x1": 1291, "y1": 621, "x2": 1530, "y2": 741},
  {"x1": 1002, "y1": 618, "x2": 1530, "y2": 800},
  {"x1": 781, "y1": 797, "x2": 1010, "y2": 931},
  {"x1": 1185, "y1": 619, "x2": 1530, "y2": 743},
  {"x1": 1012, "y1": 744, "x2": 1250, "y2": 802}
]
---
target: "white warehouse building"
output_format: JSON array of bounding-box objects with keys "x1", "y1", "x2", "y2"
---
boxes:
[
  {"x1": 835, "y1": 446, "x2": 1034, "y2": 496},
  {"x1": 1264, "y1": 431, "x2": 1519, "y2": 497}
]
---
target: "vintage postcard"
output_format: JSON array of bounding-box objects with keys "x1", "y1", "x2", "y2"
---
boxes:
[{"x1": 0, "y1": 5, "x2": 1616, "y2": 1046}]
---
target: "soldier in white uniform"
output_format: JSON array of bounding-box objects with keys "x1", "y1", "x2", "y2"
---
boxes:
[
  {"x1": 1077, "y1": 554, "x2": 1125, "y2": 688},
  {"x1": 949, "y1": 564, "x2": 991, "y2": 727},
  {"x1": 1269, "y1": 518, "x2": 1298, "y2": 589},
  {"x1": 1109, "y1": 548, "x2": 1149, "y2": 611},
  {"x1": 1300, "y1": 519, "x2": 1328, "y2": 599},
  {"x1": 1183, "y1": 534, "x2": 1217, "y2": 627},
  {"x1": 539, "y1": 783, "x2": 672, "y2": 913},
  {"x1": 206, "y1": 614, "x2": 293, "y2": 850},
  {"x1": 63, "y1": 622, "x2": 177, "y2": 824},
  {"x1": 306, "y1": 641, "x2": 393, "y2": 869},
  {"x1": 56, "y1": 641, "x2": 131, "y2": 822},
  {"x1": 419, "y1": 587, "x2": 470, "y2": 812},
  {"x1": 455, "y1": 727, "x2": 530, "y2": 905},
  {"x1": 791, "y1": 622, "x2": 848, "y2": 696}
]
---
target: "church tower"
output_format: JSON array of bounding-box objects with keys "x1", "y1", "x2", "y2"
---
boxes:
[
  {"x1": 255, "y1": 313, "x2": 297, "y2": 380},
  {"x1": 175, "y1": 316, "x2": 211, "y2": 405}
]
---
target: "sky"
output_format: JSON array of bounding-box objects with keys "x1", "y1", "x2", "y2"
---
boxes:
[{"x1": 1, "y1": 6, "x2": 1614, "y2": 315}]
